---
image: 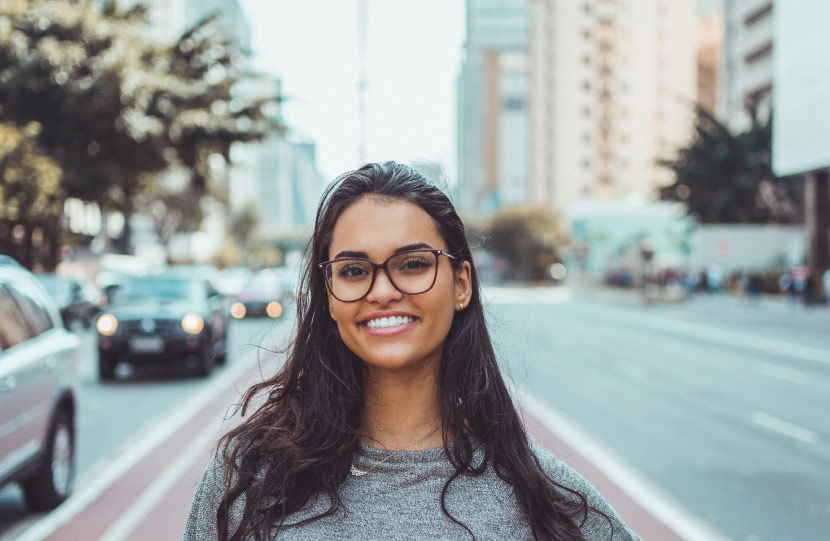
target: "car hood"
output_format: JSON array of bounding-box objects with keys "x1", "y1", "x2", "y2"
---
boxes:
[{"x1": 106, "y1": 300, "x2": 204, "y2": 320}]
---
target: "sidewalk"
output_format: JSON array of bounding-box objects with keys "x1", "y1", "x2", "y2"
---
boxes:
[{"x1": 19, "y1": 358, "x2": 690, "y2": 541}]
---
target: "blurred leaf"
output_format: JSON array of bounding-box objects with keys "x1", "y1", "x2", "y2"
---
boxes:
[{"x1": 660, "y1": 106, "x2": 803, "y2": 223}]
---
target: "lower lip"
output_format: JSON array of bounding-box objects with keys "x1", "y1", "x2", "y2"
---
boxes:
[{"x1": 362, "y1": 319, "x2": 418, "y2": 336}]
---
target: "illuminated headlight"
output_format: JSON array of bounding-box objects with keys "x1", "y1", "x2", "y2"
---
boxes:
[
  {"x1": 266, "y1": 301, "x2": 283, "y2": 318},
  {"x1": 96, "y1": 314, "x2": 118, "y2": 336},
  {"x1": 230, "y1": 302, "x2": 246, "y2": 319},
  {"x1": 181, "y1": 313, "x2": 205, "y2": 334}
]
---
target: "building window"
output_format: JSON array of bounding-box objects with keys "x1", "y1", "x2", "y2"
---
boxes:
[
  {"x1": 744, "y1": 42, "x2": 773, "y2": 64},
  {"x1": 744, "y1": 2, "x2": 773, "y2": 27},
  {"x1": 582, "y1": 81, "x2": 591, "y2": 91},
  {"x1": 582, "y1": 159, "x2": 591, "y2": 169}
]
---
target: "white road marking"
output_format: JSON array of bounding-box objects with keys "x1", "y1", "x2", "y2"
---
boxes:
[
  {"x1": 613, "y1": 308, "x2": 829, "y2": 366},
  {"x1": 482, "y1": 286, "x2": 573, "y2": 304},
  {"x1": 759, "y1": 362, "x2": 808, "y2": 385},
  {"x1": 98, "y1": 418, "x2": 222, "y2": 541},
  {"x1": 15, "y1": 356, "x2": 256, "y2": 541},
  {"x1": 515, "y1": 386, "x2": 731, "y2": 541},
  {"x1": 750, "y1": 411, "x2": 818, "y2": 444}
]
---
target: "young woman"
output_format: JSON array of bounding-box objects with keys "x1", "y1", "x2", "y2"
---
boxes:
[{"x1": 185, "y1": 162, "x2": 638, "y2": 540}]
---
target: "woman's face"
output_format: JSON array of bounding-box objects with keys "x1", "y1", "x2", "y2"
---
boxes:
[{"x1": 326, "y1": 195, "x2": 471, "y2": 375}]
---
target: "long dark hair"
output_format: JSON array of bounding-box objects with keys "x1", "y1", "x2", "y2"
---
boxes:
[{"x1": 218, "y1": 162, "x2": 607, "y2": 540}]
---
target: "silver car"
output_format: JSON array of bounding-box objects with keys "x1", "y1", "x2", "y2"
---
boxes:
[{"x1": 0, "y1": 261, "x2": 80, "y2": 510}]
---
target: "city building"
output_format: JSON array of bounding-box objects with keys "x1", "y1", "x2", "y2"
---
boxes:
[
  {"x1": 697, "y1": 11, "x2": 723, "y2": 116},
  {"x1": 457, "y1": 0, "x2": 529, "y2": 216},
  {"x1": 719, "y1": 0, "x2": 774, "y2": 131},
  {"x1": 529, "y1": 0, "x2": 697, "y2": 216}
]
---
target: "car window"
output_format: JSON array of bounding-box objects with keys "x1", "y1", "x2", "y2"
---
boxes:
[
  {"x1": 0, "y1": 285, "x2": 35, "y2": 349},
  {"x1": 7, "y1": 283, "x2": 53, "y2": 336},
  {"x1": 116, "y1": 276, "x2": 200, "y2": 302}
]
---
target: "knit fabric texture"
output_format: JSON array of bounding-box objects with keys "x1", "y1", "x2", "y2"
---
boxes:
[{"x1": 184, "y1": 443, "x2": 640, "y2": 540}]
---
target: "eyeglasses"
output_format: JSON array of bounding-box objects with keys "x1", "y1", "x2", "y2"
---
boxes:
[{"x1": 318, "y1": 249, "x2": 458, "y2": 302}]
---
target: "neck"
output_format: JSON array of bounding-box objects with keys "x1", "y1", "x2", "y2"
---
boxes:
[{"x1": 362, "y1": 364, "x2": 443, "y2": 450}]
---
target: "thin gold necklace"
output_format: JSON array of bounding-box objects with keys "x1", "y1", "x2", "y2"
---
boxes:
[{"x1": 350, "y1": 424, "x2": 442, "y2": 477}]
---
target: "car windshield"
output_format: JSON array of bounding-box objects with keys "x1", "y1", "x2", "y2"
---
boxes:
[
  {"x1": 117, "y1": 276, "x2": 200, "y2": 303},
  {"x1": 36, "y1": 275, "x2": 72, "y2": 303}
]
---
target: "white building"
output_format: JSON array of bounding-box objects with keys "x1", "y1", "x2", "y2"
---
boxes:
[
  {"x1": 719, "y1": 0, "x2": 774, "y2": 131},
  {"x1": 457, "y1": 0, "x2": 529, "y2": 216},
  {"x1": 529, "y1": 0, "x2": 697, "y2": 216}
]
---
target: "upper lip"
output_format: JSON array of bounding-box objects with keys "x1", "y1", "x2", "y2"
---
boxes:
[{"x1": 360, "y1": 311, "x2": 418, "y2": 324}]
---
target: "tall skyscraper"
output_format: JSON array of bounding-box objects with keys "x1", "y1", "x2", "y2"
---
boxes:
[
  {"x1": 719, "y1": 0, "x2": 773, "y2": 132},
  {"x1": 529, "y1": 0, "x2": 697, "y2": 215},
  {"x1": 457, "y1": 0, "x2": 529, "y2": 216}
]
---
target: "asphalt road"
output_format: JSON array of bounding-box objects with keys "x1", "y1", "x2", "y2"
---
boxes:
[
  {"x1": 0, "y1": 314, "x2": 288, "y2": 540},
  {"x1": 486, "y1": 285, "x2": 830, "y2": 541}
]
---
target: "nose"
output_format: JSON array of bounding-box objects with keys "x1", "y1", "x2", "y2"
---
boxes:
[{"x1": 365, "y1": 267, "x2": 403, "y2": 304}]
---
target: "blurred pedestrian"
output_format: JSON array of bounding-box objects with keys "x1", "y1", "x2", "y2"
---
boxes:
[{"x1": 184, "y1": 162, "x2": 638, "y2": 540}]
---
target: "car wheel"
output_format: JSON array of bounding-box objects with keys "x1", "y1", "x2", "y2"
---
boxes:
[
  {"x1": 22, "y1": 409, "x2": 74, "y2": 510},
  {"x1": 99, "y1": 352, "x2": 115, "y2": 381}
]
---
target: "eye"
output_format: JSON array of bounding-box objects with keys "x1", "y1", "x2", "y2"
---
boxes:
[
  {"x1": 337, "y1": 262, "x2": 370, "y2": 279},
  {"x1": 398, "y1": 256, "x2": 432, "y2": 272}
]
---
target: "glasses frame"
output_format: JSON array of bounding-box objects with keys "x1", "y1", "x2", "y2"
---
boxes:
[{"x1": 318, "y1": 248, "x2": 458, "y2": 302}]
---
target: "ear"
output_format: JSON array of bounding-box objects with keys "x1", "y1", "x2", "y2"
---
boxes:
[{"x1": 454, "y1": 261, "x2": 472, "y2": 311}]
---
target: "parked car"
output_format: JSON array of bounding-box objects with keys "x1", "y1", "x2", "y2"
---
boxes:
[
  {"x1": 229, "y1": 278, "x2": 286, "y2": 320},
  {"x1": 0, "y1": 259, "x2": 80, "y2": 510},
  {"x1": 96, "y1": 273, "x2": 227, "y2": 380},
  {"x1": 36, "y1": 274, "x2": 101, "y2": 329}
]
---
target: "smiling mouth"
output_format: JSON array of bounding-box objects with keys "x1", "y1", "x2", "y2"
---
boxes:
[{"x1": 363, "y1": 315, "x2": 416, "y2": 329}]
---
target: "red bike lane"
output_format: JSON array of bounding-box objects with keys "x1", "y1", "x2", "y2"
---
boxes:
[{"x1": 21, "y1": 361, "x2": 693, "y2": 540}]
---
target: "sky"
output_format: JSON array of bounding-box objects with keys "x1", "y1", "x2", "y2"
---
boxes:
[{"x1": 239, "y1": 0, "x2": 466, "y2": 183}]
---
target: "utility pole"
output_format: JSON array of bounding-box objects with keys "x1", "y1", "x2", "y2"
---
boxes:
[{"x1": 357, "y1": 0, "x2": 368, "y2": 164}]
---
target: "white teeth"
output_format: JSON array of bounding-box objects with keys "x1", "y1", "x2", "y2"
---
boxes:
[{"x1": 366, "y1": 316, "x2": 414, "y2": 329}]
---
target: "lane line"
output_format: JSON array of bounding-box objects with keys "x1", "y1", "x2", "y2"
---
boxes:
[
  {"x1": 750, "y1": 411, "x2": 818, "y2": 444},
  {"x1": 758, "y1": 362, "x2": 808, "y2": 385},
  {"x1": 15, "y1": 357, "x2": 255, "y2": 541},
  {"x1": 98, "y1": 416, "x2": 222, "y2": 541},
  {"x1": 515, "y1": 386, "x2": 731, "y2": 541},
  {"x1": 483, "y1": 287, "x2": 830, "y2": 366},
  {"x1": 591, "y1": 305, "x2": 830, "y2": 366}
]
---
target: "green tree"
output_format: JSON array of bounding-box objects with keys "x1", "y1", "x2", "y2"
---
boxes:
[
  {"x1": 486, "y1": 205, "x2": 569, "y2": 282},
  {"x1": 660, "y1": 106, "x2": 803, "y2": 223},
  {"x1": 0, "y1": 122, "x2": 64, "y2": 269},
  {"x1": 0, "y1": 0, "x2": 281, "y2": 253}
]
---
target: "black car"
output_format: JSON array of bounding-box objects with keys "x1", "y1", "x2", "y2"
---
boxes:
[
  {"x1": 229, "y1": 278, "x2": 286, "y2": 320},
  {"x1": 0, "y1": 260, "x2": 80, "y2": 510},
  {"x1": 36, "y1": 274, "x2": 101, "y2": 329},
  {"x1": 95, "y1": 273, "x2": 227, "y2": 380}
]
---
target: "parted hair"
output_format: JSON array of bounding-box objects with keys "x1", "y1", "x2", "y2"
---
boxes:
[{"x1": 216, "y1": 161, "x2": 610, "y2": 540}]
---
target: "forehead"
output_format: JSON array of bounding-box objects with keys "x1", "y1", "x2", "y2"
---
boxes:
[{"x1": 329, "y1": 196, "x2": 446, "y2": 259}]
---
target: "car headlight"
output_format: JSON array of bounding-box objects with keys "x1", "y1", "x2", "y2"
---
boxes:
[
  {"x1": 181, "y1": 313, "x2": 205, "y2": 334},
  {"x1": 266, "y1": 301, "x2": 283, "y2": 318},
  {"x1": 96, "y1": 314, "x2": 118, "y2": 336},
  {"x1": 230, "y1": 302, "x2": 246, "y2": 319}
]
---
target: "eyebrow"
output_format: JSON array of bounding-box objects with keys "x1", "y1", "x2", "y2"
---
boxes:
[{"x1": 333, "y1": 242, "x2": 433, "y2": 260}]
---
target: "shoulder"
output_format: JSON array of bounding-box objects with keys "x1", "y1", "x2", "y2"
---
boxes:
[
  {"x1": 184, "y1": 446, "x2": 246, "y2": 541},
  {"x1": 531, "y1": 447, "x2": 642, "y2": 541}
]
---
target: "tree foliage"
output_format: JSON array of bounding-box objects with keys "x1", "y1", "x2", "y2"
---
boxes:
[
  {"x1": 0, "y1": 0, "x2": 282, "y2": 255},
  {"x1": 0, "y1": 121, "x2": 64, "y2": 268},
  {"x1": 660, "y1": 106, "x2": 803, "y2": 223},
  {"x1": 486, "y1": 205, "x2": 568, "y2": 282}
]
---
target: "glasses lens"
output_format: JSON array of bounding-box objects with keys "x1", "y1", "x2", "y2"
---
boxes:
[
  {"x1": 328, "y1": 259, "x2": 373, "y2": 301},
  {"x1": 388, "y1": 250, "x2": 438, "y2": 294}
]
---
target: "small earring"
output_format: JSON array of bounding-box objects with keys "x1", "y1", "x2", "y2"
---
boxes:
[{"x1": 458, "y1": 303, "x2": 463, "y2": 310}]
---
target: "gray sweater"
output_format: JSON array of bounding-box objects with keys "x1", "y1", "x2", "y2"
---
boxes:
[{"x1": 184, "y1": 443, "x2": 640, "y2": 540}]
